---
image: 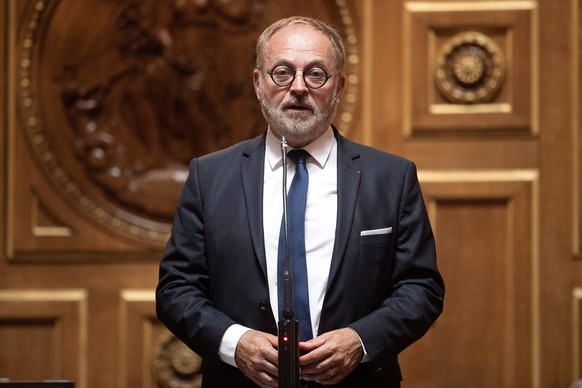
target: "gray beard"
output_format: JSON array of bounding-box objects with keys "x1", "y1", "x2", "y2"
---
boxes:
[{"x1": 257, "y1": 82, "x2": 340, "y2": 147}]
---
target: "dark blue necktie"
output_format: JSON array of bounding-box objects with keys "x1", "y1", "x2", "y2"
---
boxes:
[{"x1": 278, "y1": 149, "x2": 313, "y2": 342}]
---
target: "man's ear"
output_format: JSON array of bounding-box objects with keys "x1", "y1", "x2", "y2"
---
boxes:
[
  {"x1": 253, "y1": 69, "x2": 261, "y2": 99},
  {"x1": 335, "y1": 73, "x2": 346, "y2": 102}
]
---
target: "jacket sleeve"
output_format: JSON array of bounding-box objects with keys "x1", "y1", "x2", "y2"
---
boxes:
[
  {"x1": 155, "y1": 158, "x2": 236, "y2": 365},
  {"x1": 349, "y1": 161, "x2": 445, "y2": 370}
]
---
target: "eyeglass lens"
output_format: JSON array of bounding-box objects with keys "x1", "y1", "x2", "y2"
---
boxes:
[{"x1": 269, "y1": 65, "x2": 330, "y2": 89}]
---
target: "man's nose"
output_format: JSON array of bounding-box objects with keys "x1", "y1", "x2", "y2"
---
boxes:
[{"x1": 289, "y1": 73, "x2": 309, "y2": 95}]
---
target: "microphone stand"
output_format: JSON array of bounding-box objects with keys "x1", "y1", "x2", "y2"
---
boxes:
[{"x1": 278, "y1": 136, "x2": 300, "y2": 387}]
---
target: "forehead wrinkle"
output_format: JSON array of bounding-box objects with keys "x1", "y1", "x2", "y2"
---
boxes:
[{"x1": 263, "y1": 26, "x2": 334, "y2": 70}]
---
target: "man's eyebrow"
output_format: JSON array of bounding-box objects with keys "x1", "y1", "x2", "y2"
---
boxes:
[{"x1": 271, "y1": 59, "x2": 330, "y2": 70}]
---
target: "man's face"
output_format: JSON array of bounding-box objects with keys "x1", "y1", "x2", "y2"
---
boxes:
[{"x1": 253, "y1": 24, "x2": 345, "y2": 148}]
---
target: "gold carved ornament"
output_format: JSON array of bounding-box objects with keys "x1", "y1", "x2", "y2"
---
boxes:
[
  {"x1": 152, "y1": 332, "x2": 203, "y2": 388},
  {"x1": 435, "y1": 31, "x2": 506, "y2": 104}
]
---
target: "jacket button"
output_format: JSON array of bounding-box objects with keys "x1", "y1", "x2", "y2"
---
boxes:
[{"x1": 259, "y1": 301, "x2": 268, "y2": 312}]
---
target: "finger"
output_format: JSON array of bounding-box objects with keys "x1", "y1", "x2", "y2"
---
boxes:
[
  {"x1": 267, "y1": 333, "x2": 279, "y2": 347},
  {"x1": 302, "y1": 366, "x2": 344, "y2": 385},
  {"x1": 264, "y1": 339, "x2": 280, "y2": 366},
  {"x1": 299, "y1": 339, "x2": 333, "y2": 365},
  {"x1": 235, "y1": 331, "x2": 280, "y2": 384},
  {"x1": 299, "y1": 335, "x2": 325, "y2": 352},
  {"x1": 248, "y1": 371, "x2": 278, "y2": 388}
]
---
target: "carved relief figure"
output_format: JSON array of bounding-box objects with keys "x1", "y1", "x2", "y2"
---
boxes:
[
  {"x1": 20, "y1": 0, "x2": 356, "y2": 244},
  {"x1": 61, "y1": 0, "x2": 266, "y2": 218}
]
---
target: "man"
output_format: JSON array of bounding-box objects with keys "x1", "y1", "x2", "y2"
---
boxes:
[{"x1": 156, "y1": 16, "x2": 444, "y2": 387}]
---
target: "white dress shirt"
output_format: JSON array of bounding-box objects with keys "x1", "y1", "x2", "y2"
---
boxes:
[
  {"x1": 218, "y1": 127, "x2": 337, "y2": 366},
  {"x1": 263, "y1": 127, "x2": 338, "y2": 333}
]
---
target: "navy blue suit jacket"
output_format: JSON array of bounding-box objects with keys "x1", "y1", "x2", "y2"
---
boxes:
[{"x1": 156, "y1": 128, "x2": 444, "y2": 387}]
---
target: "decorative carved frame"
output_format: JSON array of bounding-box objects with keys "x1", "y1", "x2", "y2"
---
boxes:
[
  {"x1": 0, "y1": 290, "x2": 88, "y2": 387},
  {"x1": 403, "y1": 1, "x2": 538, "y2": 136},
  {"x1": 6, "y1": 0, "x2": 361, "y2": 259}
]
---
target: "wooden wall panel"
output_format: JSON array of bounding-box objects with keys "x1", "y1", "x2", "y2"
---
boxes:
[
  {"x1": 7, "y1": 137, "x2": 146, "y2": 261},
  {"x1": 0, "y1": 290, "x2": 88, "y2": 386},
  {"x1": 403, "y1": 1, "x2": 537, "y2": 135},
  {"x1": 539, "y1": 0, "x2": 577, "y2": 384},
  {"x1": 574, "y1": 0, "x2": 582, "y2": 379},
  {"x1": 573, "y1": 288, "x2": 582, "y2": 380},
  {"x1": 118, "y1": 290, "x2": 158, "y2": 388},
  {"x1": 576, "y1": 0, "x2": 582, "y2": 261},
  {"x1": 399, "y1": 171, "x2": 538, "y2": 387},
  {"x1": 0, "y1": 0, "x2": 6, "y2": 265},
  {"x1": 119, "y1": 290, "x2": 202, "y2": 388}
]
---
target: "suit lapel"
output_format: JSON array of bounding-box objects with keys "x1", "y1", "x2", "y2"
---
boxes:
[
  {"x1": 240, "y1": 133, "x2": 268, "y2": 277},
  {"x1": 238, "y1": 130, "x2": 362, "y2": 289},
  {"x1": 327, "y1": 132, "x2": 361, "y2": 289}
]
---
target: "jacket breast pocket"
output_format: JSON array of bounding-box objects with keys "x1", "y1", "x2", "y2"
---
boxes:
[
  {"x1": 359, "y1": 227, "x2": 393, "y2": 246},
  {"x1": 359, "y1": 233, "x2": 392, "y2": 246},
  {"x1": 357, "y1": 228, "x2": 395, "y2": 292},
  {"x1": 358, "y1": 227, "x2": 394, "y2": 268}
]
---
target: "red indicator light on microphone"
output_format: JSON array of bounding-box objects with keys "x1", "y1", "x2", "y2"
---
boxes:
[{"x1": 283, "y1": 336, "x2": 288, "y2": 342}]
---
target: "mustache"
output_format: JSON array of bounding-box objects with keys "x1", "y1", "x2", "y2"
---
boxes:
[{"x1": 280, "y1": 96, "x2": 315, "y2": 110}]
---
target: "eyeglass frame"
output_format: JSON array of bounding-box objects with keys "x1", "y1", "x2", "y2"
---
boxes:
[{"x1": 265, "y1": 64, "x2": 335, "y2": 89}]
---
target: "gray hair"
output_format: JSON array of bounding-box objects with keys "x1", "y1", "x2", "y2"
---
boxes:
[{"x1": 255, "y1": 16, "x2": 345, "y2": 72}]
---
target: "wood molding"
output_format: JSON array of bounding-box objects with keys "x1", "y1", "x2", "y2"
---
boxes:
[
  {"x1": 0, "y1": 290, "x2": 88, "y2": 387},
  {"x1": 575, "y1": 0, "x2": 582, "y2": 259},
  {"x1": 118, "y1": 290, "x2": 202, "y2": 388},
  {"x1": 403, "y1": 1, "x2": 538, "y2": 136},
  {"x1": 399, "y1": 169, "x2": 539, "y2": 386},
  {"x1": 573, "y1": 288, "x2": 582, "y2": 381}
]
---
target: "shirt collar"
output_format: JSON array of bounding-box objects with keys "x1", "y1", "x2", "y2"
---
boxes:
[{"x1": 265, "y1": 126, "x2": 335, "y2": 171}]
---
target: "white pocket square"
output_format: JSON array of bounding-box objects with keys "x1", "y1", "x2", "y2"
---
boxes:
[{"x1": 360, "y1": 227, "x2": 392, "y2": 236}]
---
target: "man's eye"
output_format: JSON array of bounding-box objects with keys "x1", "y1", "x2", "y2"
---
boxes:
[
  {"x1": 272, "y1": 67, "x2": 293, "y2": 77},
  {"x1": 306, "y1": 68, "x2": 326, "y2": 78}
]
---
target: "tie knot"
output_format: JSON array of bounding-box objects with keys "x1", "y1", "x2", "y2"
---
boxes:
[{"x1": 287, "y1": 149, "x2": 310, "y2": 166}]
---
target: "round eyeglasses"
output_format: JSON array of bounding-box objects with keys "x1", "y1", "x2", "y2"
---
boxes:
[{"x1": 266, "y1": 65, "x2": 333, "y2": 89}]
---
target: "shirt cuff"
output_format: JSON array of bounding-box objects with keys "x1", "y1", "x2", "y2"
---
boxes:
[
  {"x1": 218, "y1": 324, "x2": 252, "y2": 367},
  {"x1": 350, "y1": 328, "x2": 371, "y2": 363}
]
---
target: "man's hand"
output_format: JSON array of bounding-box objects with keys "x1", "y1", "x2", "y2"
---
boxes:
[
  {"x1": 234, "y1": 330, "x2": 279, "y2": 387},
  {"x1": 298, "y1": 327, "x2": 364, "y2": 385}
]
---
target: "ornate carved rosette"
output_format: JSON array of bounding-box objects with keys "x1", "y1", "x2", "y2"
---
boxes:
[
  {"x1": 435, "y1": 31, "x2": 505, "y2": 104},
  {"x1": 152, "y1": 332, "x2": 203, "y2": 387},
  {"x1": 17, "y1": 0, "x2": 360, "y2": 247}
]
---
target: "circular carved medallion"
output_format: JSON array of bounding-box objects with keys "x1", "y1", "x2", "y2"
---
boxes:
[
  {"x1": 18, "y1": 0, "x2": 359, "y2": 247},
  {"x1": 152, "y1": 332, "x2": 202, "y2": 387},
  {"x1": 435, "y1": 31, "x2": 505, "y2": 104}
]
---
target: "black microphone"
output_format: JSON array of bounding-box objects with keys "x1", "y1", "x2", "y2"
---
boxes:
[{"x1": 278, "y1": 136, "x2": 300, "y2": 387}]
